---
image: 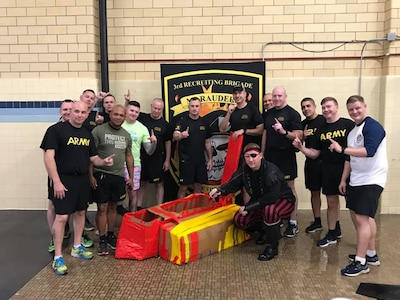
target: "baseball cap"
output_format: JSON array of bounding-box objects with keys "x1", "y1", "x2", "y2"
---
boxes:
[{"x1": 232, "y1": 84, "x2": 246, "y2": 93}]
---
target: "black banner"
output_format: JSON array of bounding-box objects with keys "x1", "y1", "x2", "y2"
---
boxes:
[{"x1": 161, "y1": 62, "x2": 265, "y2": 201}]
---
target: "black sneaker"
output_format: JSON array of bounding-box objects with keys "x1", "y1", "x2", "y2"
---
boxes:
[
  {"x1": 107, "y1": 234, "x2": 117, "y2": 250},
  {"x1": 341, "y1": 261, "x2": 370, "y2": 277},
  {"x1": 335, "y1": 221, "x2": 342, "y2": 239},
  {"x1": 317, "y1": 234, "x2": 337, "y2": 248},
  {"x1": 348, "y1": 254, "x2": 380, "y2": 266},
  {"x1": 97, "y1": 239, "x2": 109, "y2": 256},
  {"x1": 117, "y1": 205, "x2": 129, "y2": 216},
  {"x1": 84, "y1": 218, "x2": 95, "y2": 232},
  {"x1": 283, "y1": 223, "x2": 299, "y2": 238},
  {"x1": 305, "y1": 221, "x2": 322, "y2": 233}
]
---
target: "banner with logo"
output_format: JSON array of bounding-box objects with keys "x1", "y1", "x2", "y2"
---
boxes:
[{"x1": 161, "y1": 62, "x2": 265, "y2": 201}]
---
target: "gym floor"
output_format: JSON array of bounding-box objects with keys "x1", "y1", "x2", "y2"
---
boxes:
[{"x1": 2, "y1": 210, "x2": 400, "y2": 300}]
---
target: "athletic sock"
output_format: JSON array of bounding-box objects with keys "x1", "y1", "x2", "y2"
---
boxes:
[
  {"x1": 289, "y1": 220, "x2": 297, "y2": 226},
  {"x1": 73, "y1": 244, "x2": 80, "y2": 249},
  {"x1": 314, "y1": 217, "x2": 321, "y2": 224},
  {"x1": 366, "y1": 249, "x2": 377, "y2": 257},
  {"x1": 54, "y1": 255, "x2": 62, "y2": 260},
  {"x1": 355, "y1": 256, "x2": 366, "y2": 265}
]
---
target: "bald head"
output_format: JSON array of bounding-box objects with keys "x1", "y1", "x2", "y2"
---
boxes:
[
  {"x1": 69, "y1": 101, "x2": 89, "y2": 128},
  {"x1": 272, "y1": 86, "x2": 287, "y2": 109},
  {"x1": 109, "y1": 104, "x2": 126, "y2": 128}
]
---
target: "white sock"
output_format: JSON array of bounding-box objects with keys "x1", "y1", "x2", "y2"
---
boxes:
[
  {"x1": 355, "y1": 256, "x2": 366, "y2": 265},
  {"x1": 73, "y1": 244, "x2": 81, "y2": 249},
  {"x1": 366, "y1": 249, "x2": 376, "y2": 257},
  {"x1": 54, "y1": 255, "x2": 62, "y2": 260},
  {"x1": 289, "y1": 220, "x2": 297, "y2": 226}
]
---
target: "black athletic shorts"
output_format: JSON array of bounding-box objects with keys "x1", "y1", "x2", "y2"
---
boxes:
[
  {"x1": 304, "y1": 158, "x2": 322, "y2": 191},
  {"x1": 49, "y1": 174, "x2": 90, "y2": 215},
  {"x1": 47, "y1": 177, "x2": 52, "y2": 200},
  {"x1": 321, "y1": 163, "x2": 344, "y2": 196},
  {"x1": 179, "y1": 159, "x2": 208, "y2": 186},
  {"x1": 265, "y1": 148, "x2": 298, "y2": 180},
  {"x1": 92, "y1": 172, "x2": 127, "y2": 204},
  {"x1": 346, "y1": 184, "x2": 383, "y2": 218},
  {"x1": 141, "y1": 151, "x2": 165, "y2": 183}
]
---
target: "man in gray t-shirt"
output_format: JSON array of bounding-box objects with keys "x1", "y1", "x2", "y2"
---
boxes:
[{"x1": 90, "y1": 105, "x2": 133, "y2": 256}]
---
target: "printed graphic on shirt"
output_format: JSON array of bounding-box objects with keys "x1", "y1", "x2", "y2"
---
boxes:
[{"x1": 67, "y1": 137, "x2": 91, "y2": 146}]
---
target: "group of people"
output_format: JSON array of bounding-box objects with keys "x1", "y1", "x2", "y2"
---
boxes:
[
  {"x1": 291, "y1": 94, "x2": 386, "y2": 275},
  {"x1": 41, "y1": 85, "x2": 387, "y2": 278},
  {"x1": 41, "y1": 89, "x2": 174, "y2": 274},
  {"x1": 210, "y1": 87, "x2": 387, "y2": 278}
]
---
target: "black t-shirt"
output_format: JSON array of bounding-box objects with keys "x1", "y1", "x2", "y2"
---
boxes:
[
  {"x1": 82, "y1": 110, "x2": 98, "y2": 131},
  {"x1": 264, "y1": 105, "x2": 302, "y2": 150},
  {"x1": 310, "y1": 117, "x2": 355, "y2": 164},
  {"x1": 138, "y1": 113, "x2": 172, "y2": 155},
  {"x1": 302, "y1": 114, "x2": 325, "y2": 149},
  {"x1": 40, "y1": 121, "x2": 97, "y2": 175},
  {"x1": 175, "y1": 115, "x2": 211, "y2": 162},
  {"x1": 99, "y1": 111, "x2": 110, "y2": 123},
  {"x1": 229, "y1": 104, "x2": 264, "y2": 146}
]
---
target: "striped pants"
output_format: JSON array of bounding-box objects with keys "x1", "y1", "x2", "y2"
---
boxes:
[{"x1": 233, "y1": 198, "x2": 294, "y2": 229}]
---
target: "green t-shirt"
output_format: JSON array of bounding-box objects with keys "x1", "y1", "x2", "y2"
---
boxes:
[
  {"x1": 122, "y1": 120, "x2": 150, "y2": 167},
  {"x1": 91, "y1": 122, "x2": 132, "y2": 177}
]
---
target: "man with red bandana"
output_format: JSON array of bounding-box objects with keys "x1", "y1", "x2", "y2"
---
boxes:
[{"x1": 209, "y1": 143, "x2": 295, "y2": 261}]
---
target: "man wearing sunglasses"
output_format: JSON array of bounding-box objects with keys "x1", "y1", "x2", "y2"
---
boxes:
[{"x1": 209, "y1": 143, "x2": 295, "y2": 261}]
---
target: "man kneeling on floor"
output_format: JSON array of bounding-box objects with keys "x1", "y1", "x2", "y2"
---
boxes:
[{"x1": 209, "y1": 143, "x2": 295, "y2": 261}]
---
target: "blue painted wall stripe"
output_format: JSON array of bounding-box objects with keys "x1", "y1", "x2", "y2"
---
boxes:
[{"x1": 0, "y1": 101, "x2": 101, "y2": 123}]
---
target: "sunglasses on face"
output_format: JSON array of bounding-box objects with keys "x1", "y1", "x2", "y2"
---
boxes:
[{"x1": 244, "y1": 153, "x2": 258, "y2": 159}]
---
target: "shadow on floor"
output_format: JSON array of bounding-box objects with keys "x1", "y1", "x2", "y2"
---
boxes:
[
  {"x1": 0, "y1": 210, "x2": 52, "y2": 300},
  {"x1": 0, "y1": 210, "x2": 97, "y2": 300}
]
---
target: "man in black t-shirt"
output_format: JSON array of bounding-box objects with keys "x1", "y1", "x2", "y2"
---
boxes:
[
  {"x1": 293, "y1": 97, "x2": 354, "y2": 248},
  {"x1": 219, "y1": 84, "x2": 264, "y2": 205},
  {"x1": 98, "y1": 94, "x2": 116, "y2": 124},
  {"x1": 219, "y1": 84, "x2": 264, "y2": 147},
  {"x1": 262, "y1": 86, "x2": 303, "y2": 238},
  {"x1": 40, "y1": 101, "x2": 115, "y2": 275},
  {"x1": 173, "y1": 97, "x2": 213, "y2": 198},
  {"x1": 137, "y1": 98, "x2": 172, "y2": 205},
  {"x1": 81, "y1": 89, "x2": 103, "y2": 131},
  {"x1": 263, "y1": 92, "x2": 274, "y2": 116},
  {"x1": 300, "y1": 98, "x2": 325, "y2": 233},
  {"x1": 46, "y1": 99, "x2": 73, "y2": 254}
]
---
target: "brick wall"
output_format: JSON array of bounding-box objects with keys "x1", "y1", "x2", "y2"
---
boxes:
[{"x1": 0, "y1": 0, "x2": 99, "y2": 79}]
